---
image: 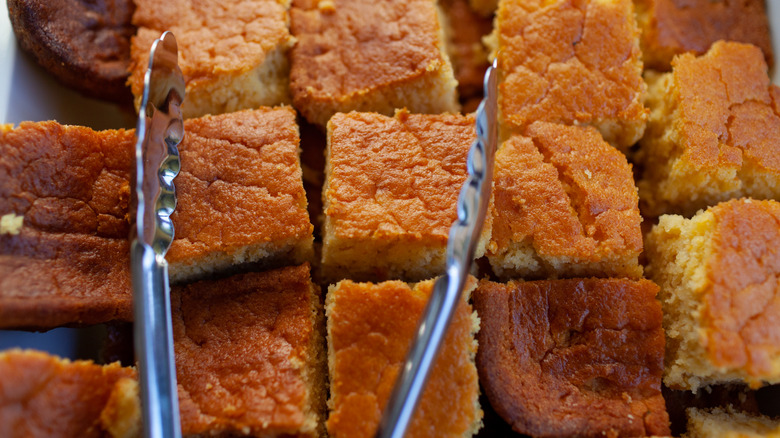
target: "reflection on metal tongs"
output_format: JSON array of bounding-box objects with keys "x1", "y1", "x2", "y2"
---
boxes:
[
  {"x1": 376, "y1": 59, "x2": 499, "y2": 438},
  {"x1": 131, "y1": 31, "x2": 185, "y2": 438}
]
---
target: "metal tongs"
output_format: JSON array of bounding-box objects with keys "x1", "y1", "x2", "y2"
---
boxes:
[
  {"x1": 130, "y1": 31, "x2": 185, "y2": 438},
  {"x1": 376, "y1": 60, "x2": 499, "y2": 438}
]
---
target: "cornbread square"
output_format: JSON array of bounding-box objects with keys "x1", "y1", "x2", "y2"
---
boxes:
[
  {"x1": 129, "y1": 0, "x2": 294, "y2": 119},
  {"x1": 487, "y1": 122, "x2": 643, "y2": 280},
  {"x1": 639, "y1": 41, "x2": 780, "y2": 217},
  {"x1": 686, "y1": 407, "x2": 780, "y2": 438},
  {"x1": 0, "y1": 349, "x2": 140, "y2": 438},
  {"x1": 168, "y1": 108, "x2": 314, "y2": 283},
  {"x1": 0, "y1": 109, "x2": 313, "y2": 329},
  {"x1": 0, "y1": 122, "x2": 135, "y2": 329},
  {"x1": 322, "y1": 110, "x2": 490, "y2": 283},
  {"x1": 326, "y1": 278, "x2": 482, "y2": 437},
  {"x1": 173, "y1": 264, "x2": 326, "y2": 437},
  {"x1": 491, "y1": 0, "x2": 647, "y2": 149},
  {"x1": 289, "y1": 0, "x2": 459, "y2": 128},
  {"x1": 635, "y1": 0, "x2": 773, "y2": 72},
  {"x1": 474, "y1": 278, "x2": 670, "y2": 437},
  {"x1": 646, "y1": 199, "x2": 780, "y2": 391}
]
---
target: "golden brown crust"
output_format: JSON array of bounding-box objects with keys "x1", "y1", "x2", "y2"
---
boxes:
[
  {"x1": 496, "y1": 0, "x2": 647, "y2": 149},
  {"x1": 326, "y1": 110, "x2": 473, "y2": 240},
  {"x1": 0, "y1": 350, "x2": 137, "y2": 438},
  {"x1": 488, "y1": 122, "x2": 643, "y2": 279},
  {"x1": 322, "y1": 110, "x2": 487, "y2": 282},
  {"x1": 326, "y1": 278, "x2": 481, "y2": 437},
  {"x1": 474, "y1": 278, "x2": 670, "y2": 438},
  {"x1": 703, "y1": 199, "x2": 780, "y2": 379},
  {"x1": 635, "y1": 0, "x2": 773, "y2": 71},
  {"x1": 173, "y1": 264, "x2": 323, "y2": 437},
  {"x1": 289, "y1": 0, "x2": 459, "y2": 127},
  {"x1": 129, "y1": 0, "x2": 293, "y2": 118},
  {"x1": 0, "y1": 110, "x2": 313, "y2": 329},
  {"x1": 7, "y1": 0, "x2": 135, "y2": 104},
  {"x1": 0, "y1": 122, "x2": 135, "y2": 328},
  {"x1": 167, "y1": 108, "x2": 314, "y2": 280},
  {"x1": 673, "y1": 43, "x2": 779, "y2": 172},
  {"x1": 639, "y1": 41, "x2": 780, "y2": 217}
]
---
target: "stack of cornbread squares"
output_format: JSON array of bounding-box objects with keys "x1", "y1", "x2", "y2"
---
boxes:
[{"x1": 1, "y1": 0, "x2": 779, "y2": 436}]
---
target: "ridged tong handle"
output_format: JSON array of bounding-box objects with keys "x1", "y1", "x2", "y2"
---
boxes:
[
  {"x1": 375, "y1": 59, "x2": 499, "y2": 438},
  {"x1": 131, "y1": 31, "x2": 185, "y2": 438}
]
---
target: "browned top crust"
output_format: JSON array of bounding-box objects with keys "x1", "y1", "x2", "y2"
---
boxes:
[
  {"x1": 129, "y1": 0, "x2": 292, "y2": 100},
  {"x1": 173, "y1": 264, "x2": 320, "y2": 437},
  {"x1": 702, "y1": 199, "x2": 780, "y2": 378},
  {"x1": 0, "y1": 109, "x2": 312, "y2": 329},
  {"x1": 489, "y1": 122, "x2": 642, "y2": 268},
  {"x1": 474, "y1": 278, "x2": 670, "y2": 438},
  {"x1": 496, "y1": 0, "x2": 646, "y2": 135},
  {"x1": 636, "y1": 0, "x2": 773, "y2": 71},
  {"x1": 0, "y1": 122, "x2": 135, "y2": 328},
  {"x1": 7, "y1": 0, "x2": 135, "y2": 104},
  {"x1": 325, "y1": 110, "x2": 474, "y2": 243},
  {"x1": 0, "y1": 349, "x2": 137, "y2": 438},
  {"x1": 290, "y1": 0, "x2": 446, "y2": 105},
  {"x1": 167, "y1": 108, "x2": 313, "y2": 268},
  {"x1": 669, "y1": 41, "x2": 780, "y2": 174},
  {"x1": 326, "y1": 278, "x2": 480, "y2": 437}
]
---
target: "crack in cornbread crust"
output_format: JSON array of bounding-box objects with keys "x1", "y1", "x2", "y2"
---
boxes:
[
  {"x1": 634, "y1": 0, "x2": 774, "y2": 72},
  {"x1": 487, "y1": 122, "x2": 643, "y2": 280},
  {"x1": 474, "y1": 278, "x2": 669, "y2": 438},
  {"x1": 685, "y1": 407, "x2": 780, "y2": 438},
  {"x1": 129, "y1": 0, "x2": 294, "y2": 119},
  {"x1": 0, "y1": 349, "x2": 139, "y2": 438},
  {"x1": 168, "y1": 108, "x2": 314, "y2": 283},
  {"x1": 492, "y1": 0, "x2": 647, "y2": 149},
  {"x1": 639, "y1": 41, "x2": 780, "y2": 217},
  {"x1": 646, "y1": 199, "x2": 780, "y2": 391},
  {"x1": 325, "y1": 278, "x2": 482, "y2": 438},
  {"x1": 322, "y1": 110, "x2": 491, "y2": 283},
  {"x1": 289, "y1": 0, "x2": 459, "y2": 128},
  {"x1": 173, "y1": 265, "x2": 325, "y2": 437}
]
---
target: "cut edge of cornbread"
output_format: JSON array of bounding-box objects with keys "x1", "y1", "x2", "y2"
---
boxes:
[
  {"x1": 646, "y1": 206, "x2": 780, "y2": 392},
  {"x1": 685, "y1": 407, "x2": 780, "y2": 438},
  {"x1": 100, "y1": 376, "x2": 142, "y2": 438},
  {"x1": 646, "y1": 211, "x2": 717, "y2": 391},
  {"x1": 298, "y1": 273, "x2": 328, "y2": 438},
  {"x1": 169, "y1": 236, "x2": 314, "y2": 284},
  {"x1": 180, "y1": 44, "x2": 293, "y2": 119},
  {"x1": 324, "y1": 278, "x2": 483, "y2": 437},
  {"x1": 321, "y1": 222, "x2": 491, "y2": 283},
  {"x1": 489, "y1": 238, "x2": 643, "y2": 280}
]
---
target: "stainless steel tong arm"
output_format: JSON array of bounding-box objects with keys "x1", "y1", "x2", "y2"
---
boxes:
[{"x1": 131, "y1": 30, "x2": 185, "y2": 438}]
